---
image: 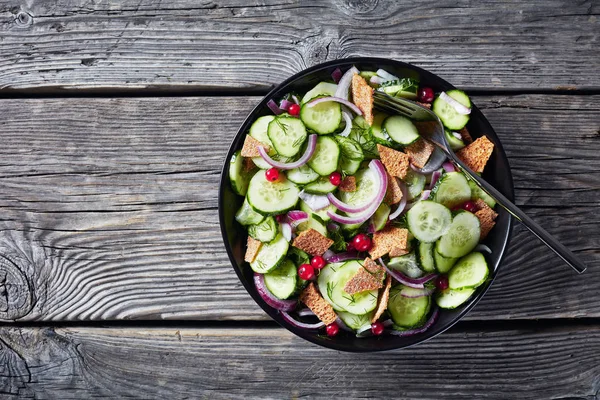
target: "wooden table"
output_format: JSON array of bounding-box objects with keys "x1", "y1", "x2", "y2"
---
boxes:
[{"x1": 0, "y1": 0, "x2": 598, "y2": 398}]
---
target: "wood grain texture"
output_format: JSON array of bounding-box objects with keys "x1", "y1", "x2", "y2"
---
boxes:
[
  {"x1": 0, "y1": 325, "x2": 598, "y2": 399},
  {"x1": 0, "y1": 95, "x2": 597, "y2": 322},
  {"x1": 0, "y1": 0, "x2": 598, "y2": 92}
]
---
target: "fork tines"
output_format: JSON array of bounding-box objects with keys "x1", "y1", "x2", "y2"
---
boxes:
[{"x1": 373, "y1": 91, "x2": 418, "y2": 118}]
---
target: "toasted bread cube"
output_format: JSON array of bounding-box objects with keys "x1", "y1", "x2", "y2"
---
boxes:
[
  {"x1": 241, "y1": 135, "x2": 269, "y2": 158},
  {"x1": 343, "y1": 257, "x2": 385, "y2": 295},
  {"x1": 372, "y1": 275, "x2": 392, "y2": 323},
  {"x1": 377, "y1": 145, "x2": 410, "y2": 179},
  {"x1": 244, "y1": 237, "x2": 262, "y2": 263},
  {"x1": 243, "y1": 157, "x2": 256, "y2": 172},
  {"x1": 388, "y1": 246, "x2": 409, "y2": 258},
  {"x1": 459, "y1": 127, "x2": 473, "y2": 144},
  {"x1": 292, "y1": 228, "x2": 334, "y2": 256},
  {"x1": 456, "y1": 136, "x2": 494, "y2": 173},
  {"x1": 474, "y1": 200, "x2": 498, "y2": 239},
  {"x1": 405, "y1": 138, "x2": 435, "y2": 169},
  {"x1": 369, "y1": 226, "x2": 409, "y2": 260},
  {"x1": 384, "y1": 174, "x2": 404, "y2": 205},
  {"x1": 300, "y1": 282, "x2": 337, "y2": 325},
  {"x1": 352, "y1": 74, "x2": 374, "y2": 125},
  {"x1": 339, "y1": 176, "x2": 357, "y2": 192}
]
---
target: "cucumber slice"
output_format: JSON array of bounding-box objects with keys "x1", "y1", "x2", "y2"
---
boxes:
[
  {"x1": 379, "y1": 78, "x2": 419, "y2": 99},
  {"x1": 235, "y1": 198, "x2": 265, "y2": 226},
  {"x1": 436, "y1": 211, "x2": 481, "y2": 258},
  {"x1": 249, "y1": 115, "x2": 275, "y2": 148},
  {"x1": 248, "y1": 216, "x2": 278, "y2": 243},
  {"x1": 299, "y1": 200, "x2": 335, "y2": 222},
  {"x1": 418, "y1": 241, "x2": 436, "y2": 272},
  {"x1": 383, "y1": 115, "x2": 420, "y2": 146},
  {"x1": 448, "y1": 252, "x2": 489, "y2": 289},
  {"x1": 304, "y1": 177, "x2": 337, "y2": 194},
  {"x1": 339, "y1": 168, "x2": 379, "y2": 209},
  {"x1": 406, "y1": 200, "x2": 452, "y2": 243},
  {"x1": 328, "y1": 260, "x2": 379, "y2": 315},
  {"x1": 337, "y1": 311, "x2": 374, "y2": 330},
  {"x1": 404, "y1": 169, "x2": 426, "y2": 200},
  {"x1": 317, "y1": 262, "x2": 347, "y2": 311},
  {"x1": 444, "y1": 129, "x2": 465, "y2": 151},
  {"x1": 287, "y1": 164, "x2": 320, "y2": 185},
  {"x1": 307, "y1": 136, "x2": 340, "y2": 176},
  {"x1": 371, "y1": 202, "x2": 391, "y2": 232},
  {"x1": 388, "y1": 285, "x2": 431, "y2": 328},
  {"x1": 433, "y1": 248, "x2": 458, "y2": 274},
  {"x1": 387, "y1": 252, "x2": 423, "y2": 278},
  {"x1": 432, "y1": 172, "x2": 472, "y2": 209},
  {"x1": 267, "y1": 116, "x2": 308, "y2": 157},
  {"x1": 335, "y1": 136, "x2": 364, "y2": 161},
  {"x1": 246, "y1": 171, "x2": 300, "y2": 215},
  {"x1": 300, "y1": 98, "x2": 342, "y2": 135},
  {"x1": 468, "y1": 179, "x2": 497, "y2": 208},
  {"x1": 229, "y1": 150, "x2": 256, "y2": 196},
  {"x1": 359, "y1": 71, "x2": 377, "y2": 81},
  {"x1": 432, "y1": 90, "x2": 471, "y2": 130},
  {"x1": 340, "y1": 158, "x2": 362, "y2": 176},
  {"x1": 435, "y1": 288, "x2": 475, "y2": 309},
  {"x1": 264, "y1": 259, "x2": 297, "y2": 299},
  {"x1": 370, "y1": 112, "x2": 395, "y2": 146},
  {"x1": 301, "y1": 82, "x2": 338, "y2": 105},
  {"x1": 297, "y1": 213, "x2": 328, "y2": 237},
  {"x1": 250, "y1": 234, "x2": 289, "y2": 273}
]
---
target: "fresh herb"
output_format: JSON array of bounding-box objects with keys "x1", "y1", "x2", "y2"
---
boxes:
[
  {"x1": 349, "y1": 121, "x2": 378, "y2": 159},
  {"x1": 329, "y1": 226, "x2": 347, "y2": 252},
  {"x1": 288, "y1": 247, "x2": 310, "y2": 267},
  {"x1": 327, "y1": 281, "x2": 336, "y2": 300}
]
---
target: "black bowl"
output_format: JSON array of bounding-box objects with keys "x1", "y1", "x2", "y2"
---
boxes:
[{"x1": 219, "y1": 58, "x2": 514, "y2": 352}]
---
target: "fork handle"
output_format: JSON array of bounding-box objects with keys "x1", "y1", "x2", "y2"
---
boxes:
[{"x1": 448, "y1": 154, "x2": 587, "y2": 274}]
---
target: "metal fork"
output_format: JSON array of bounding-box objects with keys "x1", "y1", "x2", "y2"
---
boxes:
[{"x1": 373, "y1": 91, "x2": 587, "y2": 274}]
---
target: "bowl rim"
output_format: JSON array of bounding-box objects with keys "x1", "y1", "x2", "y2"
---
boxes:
[{"x1": 219, "y1": 57, "x2": 514, "y2": 352}]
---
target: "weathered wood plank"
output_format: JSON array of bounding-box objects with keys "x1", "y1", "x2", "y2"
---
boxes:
[
  {"x1": 0, "y1": 95, "x2": 597, "y2": 322},
  {"x1": 0, "y1": 325, "x2": 599, "y2": 399},
  {"x1": 0, "y1": 0, "x2": 598, "y2": 92}
]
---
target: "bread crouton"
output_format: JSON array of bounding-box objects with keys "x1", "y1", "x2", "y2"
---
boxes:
[
  {"x1": 372, "y1": 275, "x2": 392, "y2": 323},
  {"x1": 241, "y1": 135, "x2": 269, "y2": 158},
  {"x1": 384, "y1": 174, "x2": 404, "y2": 205},
  {"x1": 459, "y1": 127, "x2": 473, "y2": 144},
  {"x1": 417, "y1": 102, "x2": 432, "y2": 109},
  {"x1": 339, "y1": 176, "x2": 357, "y2": 192},
  {"x1": 405, "y1": 138, "x2": 435, "y2": 169},
  {"x1": 343, "y1": 257, "x2": 385, "y2": 295},
  {"x1": 389, "y1": 247, "x2": 409, "y2": 257},
  {"x1": 243, "y1": 157, "x2": 256, "y2": 172},
  {"x1": 292, "y1": 228, "x2": 334, "y2": 256},
  {"x1": 456, "y1": 136, "x2": 494, "y2": 173},
  {"x1": 377, "y1": 145, "x2": 410, "y2": 179},
  {"x1": 299, "y1": 282, "x2": 337, "y2": 325},
  {"x1": 244, "y1": 236, "x2": 262, "y2": 263},
  {"x1": 369, "y1": 226, "x2": 409, "y2": 260},
  {"x1": 474, "y1": 200, "x2": 498, "y2": 239},
  {"x1": 352, "y1": 74, "x2": 374, "y2": 125}
]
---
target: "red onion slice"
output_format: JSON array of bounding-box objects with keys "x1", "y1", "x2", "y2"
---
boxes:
[
  {"x1": 334, "y1": 66, "x2": 360, "y2": 100},
  {"x1": 428, "y1": 170, "x2": 442, "y2": 190},
  {"x1": 298, "y1": 190, "x2": 330, "y2": 211},
  {"x1": 442, "y1": 161, "x2": 456, "y2": 173},
  {"x1": 291, "y1": 95, "x2": 300, "y2": 105},
  {"x1": 325, "y1": 251, "x2": 361, "y2": 264},
  {"x1": 307, "y1": 96, "x2": 363, "y2": 116},
  {"x1": 327, "y1": 160, "x2": 388, "y2": 224},
  {"x1": 336, "y1": 316, "x2": 353, "y2": 332},
  {"x1": 475, "y1": 244, "x2": 492, "y2": 254},
  {"x1": 281, "y1": 311, "x2": 324, "y2": 330},
  {"x1": 451, "y1": 131, "x2": 462, "y2": 140},
  {"x1": 376, "y1": 69, "x2": 399, "y2": 82},
  {"x1": 389, "y1": 307, "x2": 439, "y2": 337},
  {"x1": 370, "y1": 76, "x2": 386, "y2": 85},
  {"x1": 388, "y1": 180, "x2": 408, "y2": 220},
  {"x1": 420, "y1": 190, "x2": 431, "y2": 201},
  {"x1": 439, "y1": 92, "x2": 471, "y2": 115},
  {"x1": 379, "y1": 259, "x2": 437, "y2": 289},
  {"x1": 400, "y1": 286, "x2": 435, "y2": 298},
  {"x1": 280, "y1": 222, "x2": 292, "y2": 242},
  {"x1": 279, "y1": 99, "x2": 294, "y2": 111},
  {"x1": 322, "y1": 249, "x2": 335, "y2": 260},
  {"x1": 331, "y1": 67, "x2": 343, "y2": 83},
  {"x1": 254, "y1": 273, "x2": 297, "y2": 311},
  {"x1": 267, "y1": 99, "x2": 284, "y2": 115},
  {"x1": 298, "y1": 308, "x2": 316, "y2": 318},
  {"x1": 338, "y1": 110, "x2": 353, "y2": 137},
  {"x1": 258, "y1": 134, "x2": 317, "y2": 170}
]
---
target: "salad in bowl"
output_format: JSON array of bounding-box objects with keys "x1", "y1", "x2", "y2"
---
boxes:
[{"x1": 220, "y1": 59, "x2": 513, "y2": 351}]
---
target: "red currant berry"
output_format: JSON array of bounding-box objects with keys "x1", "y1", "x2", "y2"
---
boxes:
[
  {"x1": 329, "y1": 171, "x2": 342, "y2": 186},
  {"x1": 288, "y1": 103, "x2": 300, "y2": 116},
  {"x1": 462, "y1": 201, "x2": 477, "y2": 213},
  {"x1": 352, "y1": 233, "x2": 372, "y2": 252},
  {"x1": 310, "y1": 255, "x2": 326, "y2": 270},
  {"x1": 297, "y1": 263, "x2": 315, "y2": 280},
  {"x1": 265, "y1": 168, "x2": 280, "y2": 182},
  {"x1": 418, "y1": 87, "x2": 435, "y2": 103},
  {"x1": 435, "y1": 275, "x2": 449, "y2": 291},
  {"x1": 326, "y1": 323, "x2": 339, "y2": 337},
  {"x1": 371, "y1": 321, "x2": 385, "y2": 336}
]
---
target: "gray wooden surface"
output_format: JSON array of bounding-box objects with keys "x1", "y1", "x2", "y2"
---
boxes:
[{"x1": 0, "y1": 0, "x2": 599, "y2": 398}]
